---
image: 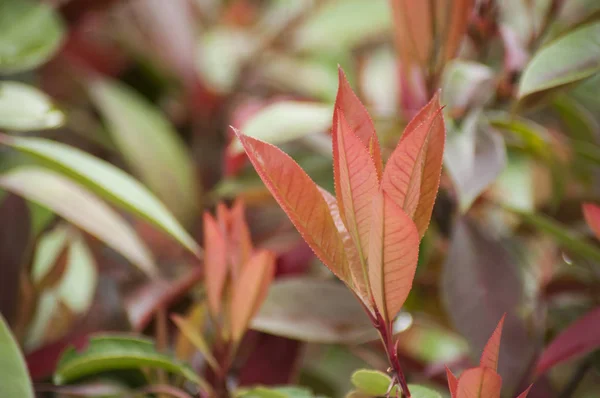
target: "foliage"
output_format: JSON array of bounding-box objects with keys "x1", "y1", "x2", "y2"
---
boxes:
[{"x1": 0, "y1": 0, "x2": 600, "y2": 398}]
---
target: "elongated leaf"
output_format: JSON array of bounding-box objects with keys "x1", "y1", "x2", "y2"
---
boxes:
[
  {"x1": 251, "y1": 278, "x2": 375, "y2": 344},
  {"x1": 171, "y1": 314, "x2": 218, "y2": 371},
  {"x1": 518, "y1": 22, "x2": 600, "y2": 106},
  {"x1": 444, "y1": 0, "x2": 475, "y2": 61},
  {"x1": 442, "y1": 218, "x2": 533, "y2": 393},
  {"x1": 0, "y1": 82, "x2": 64, "y2": 131},
  {"x1": 480, "y1": 314, "x2": 506, "y2": 372},
  {"x1": 334, "y1": 108, "x2": 378, "y2": 269},
  {"x1": 0, "y1": 0, "x2": 65, "y2": 74},
  {"x1": 318, "y1": 188, "x2": 367, "y2": 305},
  {"x1": 536, "y1": 305, "x2": 600, "y2": 375},
  {"x1": 203, "y1": 213, "x2": 228, "y2": 317},
  {"x1": 88, "y1": 78, "x2": 200, "y2": 223},
  {"x1": 1, "y1": 135, "x2": 200, "y2": 255},
  {"x1": 382, "y1": 94, "x2": 445, "y2": 237},
  {"x1": 0, "y1": 194, "x2": 30, "y2": 325},
  {"x1": 444, "y1": 113, "x2": 507, "y2": 212},
  {"x1": 0, "y1": 167, "x2": 156, "y2": 277},
  {"x1": 515, "y1": 385, "x2": 532, "y2": 398},
  {"x1": 335, "y1": 68, "x2": 382, "y2": 176},
  {"x1": 446, "y1": 367, "x2": 458, "y2": 398},
  {"x1": 235, "y1": 130, "x2": 349, "y2": 282},
  {"x1": 368, "y1": 191, "x2": 420, "y2": 322},
  {"x1": 228, "y1": 200, "x2": 253, "y2": 277},
  {"x1": 229, "y1": 101, "x2": 333, "y2": 154},
  {"x1": 0, "y1": 314, "x2": 34, "y2": 398},
  {"x1": 455, "y1": 367, "x2": 502, "y2": 398},
  {"x1": 583, "y1": 203, "x2": 600, "y2": 240},
  {"x1": 230, "y1": 250, "x2": 275, "y2": 343},
  {"x1": 53, "y1": 334, "x2": 203, "y2": 385}
]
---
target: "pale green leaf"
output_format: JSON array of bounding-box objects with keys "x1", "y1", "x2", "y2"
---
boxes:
[
  {"x1": 0, "y1": 82, "x2": 64, "y2": 131},
  {"x1": 407, "y1": 385, "x2": 442, "y2": 398},
  {"x1": 0, "y1": 0, "x2": 65, "y2": 74},
  {"x1": 0, "y1": 314, "x2": 34, "y2": 398},
  {"x1": 518, "y1": 22, "x2": 600, "y2": 106},
  {"x1": 350, "y1": 369, "x2": 398, "y2": 396},
  {"x1": 229, "y1": 101, "x2": 332, "y2": 154},
  {"x1": 0, "y1": 167, "x2": 157, "y2": 277},
  {"x1": 1, "y1": 134, "x2": 200, "y2": 255},
  {"x1": 88, "y1": 78, "x2": 200, "y2": 223}
]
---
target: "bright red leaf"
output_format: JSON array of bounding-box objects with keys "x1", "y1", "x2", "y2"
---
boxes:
[
  {"x1": 583, "y1": 202, "x2": 600, "y2": 240},
  {"x1": 382, "y1": 93, "x2": 445, "y2": 238},
  {"x1": 446, "y1": 367, "x2": 458, "y2": 398},
  {"x1": 480, "y1": 314, "x2": 506, "y2": 372},
  {"x1": 455, "y1": 367, "x2": 502, "y2": 398},
  {"x1": 203, "y1": 212, "x2": 228, "y2": 318}
]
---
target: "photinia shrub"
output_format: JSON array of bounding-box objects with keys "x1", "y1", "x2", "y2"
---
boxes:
[{"x1": 235, "y1": 68, "x2": 445, "y2": 397}]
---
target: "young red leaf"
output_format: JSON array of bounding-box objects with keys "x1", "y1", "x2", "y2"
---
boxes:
[
  {"x1": 536, "y1": 305, "x2": 600, "y2": 375},
  {"x1": 480, "y1": 314, "x2": 506, "y2": 372},
  {"x1": 334, "y1": 68, "x2": 383, "y2": 177},
  {"x1": 334, "y1": 109, "x2": 379, "y2": 268},
  {"x1": 446, "y1": 367, "x2": 458, "y2": 398},
  {"x1": 228, "y1": 199, "x2": 253, "y2": 277},
  {"x1": 515, "y1": 385, "x2": 533, "y2": 398},
  {"x1": 444, "y1": 0, "x2": 475, "y2": 61},
  {"x1": 234, "y1": 129, "x2": 350, "y2": 283},
  {"x1": 203, "y1": 213, "x2": 228, "y2": 317},
  {"x1": 456, "y1": 367, "x2": 502, "y2": 398},
  {"x1": 583, "y1": 202, "x2": 600, "y2": 240},
  {"x1": 367, "y1": 191, "x2": 420, "y2": 323},
  {"x1": 381, "y1": 93, "x2": 445, "y2": 238},
  {"x1": 230, "y1": 250, "x2": 276, "y2": 343},
  {"x1": 319, "y1": 187, "x2": 369, "y2": 304}
]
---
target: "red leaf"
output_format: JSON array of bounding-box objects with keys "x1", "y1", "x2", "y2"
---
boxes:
[
  {"x1": 515, "y1": 385, "x2": 533, "y2": 398},
  {"x1": 319, "y1": 187, "x2": 369, "y2": 305},
  {"x1": 456, "y1": 367, "x2": 502, "y2": 398},
  {"x1": 230, "y1": 250, "x2": 276, "y2": 342},
  {"x1": 203, "y1": 212, "x2": 228, "y2": 317},
  {"x1": 583, "y1": 202, "x2": 600, "y2": 240},
  {"x1": 381, "y1": 93, "x2": 445, "y2": 238},
  {"x1": 333, "y1": 108, "x2": 378, "y2": 278},
  {"x1": 234, "y1": 129, "x2": 350, "y2": 284},
  {"x1": 444, "y1": 0, "x2": 475, "y2": 61},
  {"x1": 367, "y1": 191, "x2": 420, "y2": 322},
  {"x1": 334, "y1": 68, "x2": 383, "y2": 177},
  {"x1": 228, "y1": 200, "x2": 254, "y2": 278},
  {"x1": 536, "y1": 305, "x2": 600, "y2": 375},
  {"x1": 446, "y1": 366, "x2": 459, "y2": 398},
  {"x1": 480, "y1": 314, "x2": 506, "y2": 372}
]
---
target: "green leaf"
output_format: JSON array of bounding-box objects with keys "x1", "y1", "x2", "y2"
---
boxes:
[
  {"x1": 350, "y1": 370, "x2": 398, "y2": 396},
  {"x1": 518, "y1": 22, "x2": 600, "y2": 106},
  {"x1": 54, "y1": 334, "x2": 203, "y2": 386},
  {"x1": 294, "y1": 0, "x2": 392, "y2": 53},
  {"x1": 0, "y1": 82, "x2": 64, "y2": 131},
  {"x1": 0, "y1": 167, "x2": 157, "y2": 277},
  {"x1": 0, "y1": 0, "x2": 65, "y2": 74},
  {"x1": 0, "y1": 314, "x2": 34, "y2": 398},
  {"x1": 407, "y1": 385, "x2": 442, "y2": 398},
  {"x1": 0, "y1": 134, "x2": 200, "y2": 255},
  {"x1": 88, "y1": 78, "x2": 200, "y2": 224},
  {"x1": 509, "y1": 208, "x2": 600, "y2": 264},
  {"x1": 238, "y1": 386, "x2": 314, "y2": 398},
  {"x1": 229, "y1": 101, "x2": 332, "y2": 154}
]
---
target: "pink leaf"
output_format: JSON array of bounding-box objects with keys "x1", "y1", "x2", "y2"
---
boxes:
[{"x1": 480, "y1": 314, "x2": 506, "y2": 372}]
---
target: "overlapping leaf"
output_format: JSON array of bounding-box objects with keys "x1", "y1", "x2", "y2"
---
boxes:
[{"x1": 203, "y1": 213, "x2": 228, "y2": 317}]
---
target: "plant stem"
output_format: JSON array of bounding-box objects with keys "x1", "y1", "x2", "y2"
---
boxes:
[
  {"x1": 558, "y1": 357, "x2": 593, "y2": 398},
  {"x1": 373, "y1": 308, "x2": 410, "y2": 397}
]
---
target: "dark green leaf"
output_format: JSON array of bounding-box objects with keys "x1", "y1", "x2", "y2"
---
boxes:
[
  {"x1": 0, "y1": 0, "x2": 65, "y2": 74},
  {"x1": 54, "y1": 334, "x2": 203, "y2": 386}
]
